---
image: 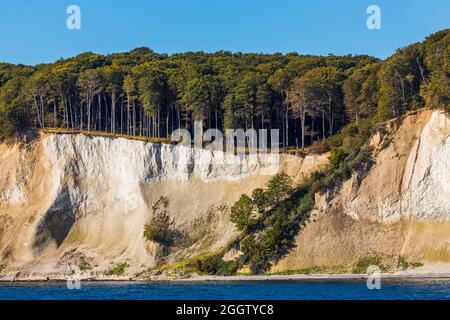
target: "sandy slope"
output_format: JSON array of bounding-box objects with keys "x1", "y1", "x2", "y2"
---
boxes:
[
  {"x1": 0, "y1": 134, "x2": 326, "y2": 278},
  {"x1": 273, "y1": 110, "x2": 450, "y2": 273},
  {"x1": 0, "y1": 109, "x2": 449, "y2": 279}
]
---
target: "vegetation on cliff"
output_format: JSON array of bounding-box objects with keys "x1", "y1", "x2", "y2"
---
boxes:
[{"x1": 0, "y1": 29, "x2": 448, "y2": 145}]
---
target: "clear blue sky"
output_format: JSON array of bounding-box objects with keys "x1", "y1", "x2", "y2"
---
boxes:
[{"x1": 0, "y1": 0, "x2": 449, "y2": 65}]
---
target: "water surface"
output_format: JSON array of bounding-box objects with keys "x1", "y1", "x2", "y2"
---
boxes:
[{"x1": 0, "y1": 280, "x2": 449, "y2": 300}]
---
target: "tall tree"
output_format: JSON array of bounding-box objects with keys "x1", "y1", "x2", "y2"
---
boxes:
[
  {"x1": 103, "y1": 65, "x2": 124, "y2": 134},
  {"x1": 77, "y1": 69, "x2": 103, "y2": 131},
  {"x1": 123, "y1": 74, "x2": 138, "y2": 135}
]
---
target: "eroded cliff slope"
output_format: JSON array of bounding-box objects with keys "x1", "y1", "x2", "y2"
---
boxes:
[
  {"x1": 0, "y1": 134, "x2": 326, "y2": 278},
  {"x1": 0, "y1": 109, "x2": 448, "y2": 278},
  {"x1": 273, "y1": 110, "x2": 450, "y2": 272}
]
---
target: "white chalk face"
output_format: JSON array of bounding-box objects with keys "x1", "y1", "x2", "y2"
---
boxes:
[{"x1": 170, "y1": 121, "x2": 280, "y2": 171}]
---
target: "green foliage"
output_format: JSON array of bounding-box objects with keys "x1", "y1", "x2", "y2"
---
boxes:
[
  {"x1": 107, "y1": 261, "x2": 128, "y2": 276},
  {"x1": 229, "y1": 172, "x2": 310, "y2": 274},
  {"x1": 397, "y1": 256, "x2": 424, "y2": 270},
  {"x1": 270, "y1": 265, "x2": 348, "y2": 275},
  {"x1": 352, "y1": 256, "x2": 386, "y2": 273},
  {"x1": 228, "y1": 118, "x2": 375, "y2": 275},
  {"x1": 265, "y1": 172, "x2": 293, "y2": 205},
  {"x1": 410, "y1": 261, "x2": 424, "y2": 268},
  {"x1": 240, "y1": 235, "x2": 271, "y2": 274},
  {"x1": 0, "y1": 29, "x2": 448, "y2": 144},
  {"x1": 149, "y1": 252, "x2": 237, "y2": 276},
  {"x1": 143, "y1": 196, "x2": 173, "y2": 245},
  {"x1": 230, "y1": 194, "x2": 256, "y2": 232},
  {"x1": 186, "y1": 252, "x2": 237, "y2": 276},
  {"x1": 181, "y1": 74, "x2": 222, "y2": 122},
  {"x1": 398, "y1": 256, "x2": 409, "y2": 270},
  {"x1": 329, "y1": 148, "x2": 347, "y2": 169},
  {"x1": 0, "y1": 77, "x2": 30, "y2": 140},
  {"x1": 77, "y1": 257, "x2": 92, "y2": 271},
  {"x1": 343, "y1": 63, "x2": 380, "y2": 122},
  {"x1": 420, "y1": 29, "x2": 450, "y2": 113},
  {"x1": 0, "y1": 263, "x2": 6, "y2": 274}
]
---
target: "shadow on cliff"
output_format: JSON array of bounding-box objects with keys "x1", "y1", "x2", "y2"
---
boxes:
[{"x1": 32, "y1": 186, "x2": 76, "y2": 253}]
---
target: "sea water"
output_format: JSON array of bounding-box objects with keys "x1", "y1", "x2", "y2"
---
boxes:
[{"x1": 0, "y1": 280, "x2": 449, "y2": 300}]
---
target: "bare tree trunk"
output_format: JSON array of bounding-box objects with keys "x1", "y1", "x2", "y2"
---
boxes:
[
  {"x1": 322, "y1": 109, "x2": 325, "y2": 140},
  {"x1": 300, "y1": 110, "x2": 306, "y2": 149},
  {"x1": 111, "y1": 90, "x2": 116, "y2": 134},
  {"x1": 87, "y1": 91, "x2": 91, "y2": 132},
  {"x1": 80, "y1": 101, "x2": 84, "y2": 131},
  {"x1": 140, "y1": 107, "x2": 143, "y2": 136},
  {"x1": 132, "y1": 101, "x2": 136, "y2": 136},
  {"x1": 158, "y1": 107, "x2": 161, "y2": 137},
  {"x1": 98, "y1": 94, "x2": 102, "y2": 131},
  {"x1": 416, "y1": 57, "x2": 427, "y2": 85},
  {"x1": 33, "y1": 98, "x2": 43, "y2": 128},
  {"x1": 53, "y1": 100, "x2": 57, "y2": 127},
  {"x1": 40, "y1": 96, "x2": 45, "y2": 129},
  {"x1": 127, "y1": 101, "x2": 131, "y2": 135},
  {"x1": 69, "y1": 98, "x2": 74, "y2": 129},
  {"x1": 177, "y1": 105, "x2": 181, "y2": 129},
  {"x1": 328, "y1": 96, "x2": 333, "y2": 136},
  {"x1": 285, "y1": 107, "x2": 289, "y2": 147},
  {"x1": 120, "y1": 96, "x2": 123, "y2": 134}
]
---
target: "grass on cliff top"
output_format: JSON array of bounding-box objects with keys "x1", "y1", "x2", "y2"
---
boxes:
[
  {"x1": 41, "y1": 127, "x2": 318, "y2": 156},
  {"x1": 42, "y1": 127, "x2": 171, "y2": 144}
]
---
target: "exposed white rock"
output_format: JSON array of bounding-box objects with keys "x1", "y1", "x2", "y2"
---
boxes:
[
  {"x1": 273, "y1": 110, "x2": 450, "y2": 273},
  {"x1": 0, "y1": 133, "x2": 321, "y2": 277},
  {"x1": 337, "y1": 110, "x2": 450, "y2": 223},
  {"x1": 400, "y1": 112, "x2": 450, "y2": 220},
  {"x1": 1, "y1": 109, "x2": 448, "y2": 277}
]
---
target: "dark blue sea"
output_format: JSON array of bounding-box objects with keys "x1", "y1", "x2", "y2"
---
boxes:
[{"x1": 0, "y1": 280, "x2": 449, "y2": 300}]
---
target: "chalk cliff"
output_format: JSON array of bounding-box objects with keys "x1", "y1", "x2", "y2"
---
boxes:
[
  {"x1": 0, "y1": 109, "x2": 448, "y2": 278},
  {"x1": 273, "y1": 110, "x2": 450, "y2": 272},
  {"x1": 0, "y1": 132, "x2": 325, "y2": 278}
]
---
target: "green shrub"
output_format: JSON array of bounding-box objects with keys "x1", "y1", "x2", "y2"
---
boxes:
[
  {"x1": 143, "y1": 214, "x2": 172, "y2": 244},
  {"x1": 409, "y1": 261, "x2": 424, "y2": 268},
  {"x1": 240, "y1": 235, "x2": 258, "y2": 261},
  {"x1": 398, "y1": 256, "x2": 423, "y2": 270},
  {"x1": 265, "y1": 172, "x2": 293, "y2": 205},
  {"x1": 143, "y1": 196, "x2": 173, "y2": 244},
  {"x1": 189, "y1": 253, "x2": 237, "y2": 276},
  {"x1": 352, "y1": 256, "x2": 386, "y2": 273},
  {"x1": 329, "y1": 148, "x2": 347, "y2": 169},
  {"x1": 297, "y1": 193, "x2": 314, "y2": 214},
  {"x1": 230, "y1": 194, "x2": 256, "y2": 232},
  {"x1": 227, "y1": 124, "x2": 375, "y2": 276},
  {"x1": 251, "y1": 188, "x2": 269, "y2": 213},
  {"x1": 108, "y1": 261, "x2": 128, "y2": 276},
  {"x1": 398, "y1": 256, "x2": 409, "y2": 270},
  {"x1": 271, "y1": 265, "x2": 348, "y2": 275},
  {"x1": 77, "y1": 257, "x2": 92, "y2": 271},
  {"x1": 240, "y1": 235, "x2": 272, "y2": 274}
]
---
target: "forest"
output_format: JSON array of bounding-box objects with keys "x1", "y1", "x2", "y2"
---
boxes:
[{"x1": 0, "y1": 29, "x2": 448, "y2": 148}]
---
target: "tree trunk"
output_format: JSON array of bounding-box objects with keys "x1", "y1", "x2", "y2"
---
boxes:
[
  {"x1": 285, "y1": 108, "x2": 289, "y2": 147},
  {"x1": 111, "y1": 90, "x2": 116, "y2": 134},
  {"x1": 322, "y1": 109, "x2": 325, "y2": 140},
  {"x1": 301, "y1": 111, "x2": 306, "y2": 149}
]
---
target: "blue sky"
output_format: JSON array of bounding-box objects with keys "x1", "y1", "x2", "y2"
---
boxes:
[{"x1": 0, "y1": 0, "x2": 449, "y2": 65}]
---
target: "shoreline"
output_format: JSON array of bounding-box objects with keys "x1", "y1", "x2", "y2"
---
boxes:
[{"x1": 1, "y1": 272, "x2": 450, "y2": 283}]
